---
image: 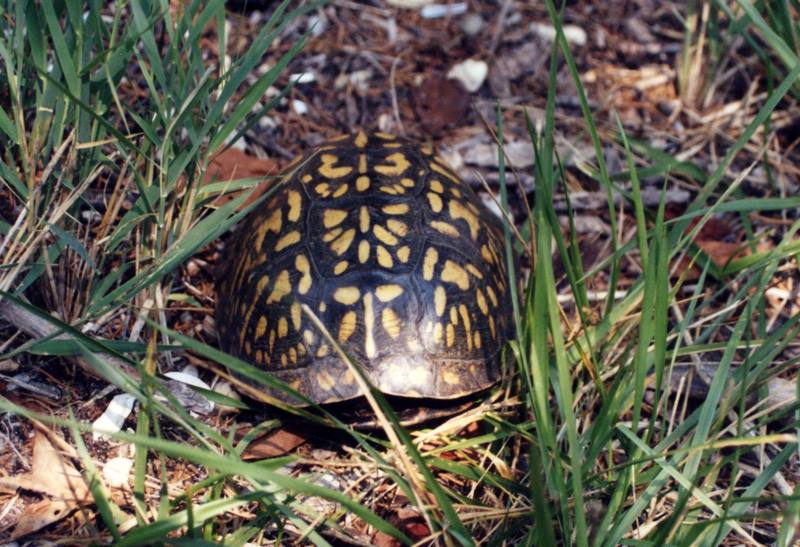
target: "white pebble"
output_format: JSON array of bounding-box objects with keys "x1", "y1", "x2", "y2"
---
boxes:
[
  {"x1": 421, "y1": 2, "x2": 467, "y2": 18},
  {"x1": 290, "y1": 72, "x2": 316, "y2": 84},
  {"x1": 530, "y1": 22, "x2": 587, "y2": 46},
  {"x1": 386, "y1": 0, "x2": 434, "y2": 7},
  {"x1": 447, "y1": 59, "x2": 488, "y2": 93},
  {"x1": 103, "y1": 457, "x2": 133, "y2": 488},
  {"x1": 292, "y1": 100, "x2": 308, "y2": 115}
]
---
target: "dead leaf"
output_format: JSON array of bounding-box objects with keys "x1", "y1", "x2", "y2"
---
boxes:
[
  {"x1": 414, "y1": 74, "x2": 471, "y2": 134},
  {"x1": 205, "y1": 148, "x2": 280, "y2": 210},
  {"x1": 206, "y1": 148, "x2": 278, "y2": 185},
  {"x1": 377, "y1": 507, "x2": 431, "y2": 545},
  {"x1": 695, "y1": 239, "x2": 749, "y2": 269},
  {"x1": 241, "y1": 428, "x2": 307, "y2": 460},
  {"x1": 0, "y1": 432, "x2": 92, "y2": 539},
  {"x1": 373, "y1": 531, "x2": 402, "y2": 547},
  {"x1": 2, "y1": 433, "x2": 89, "y2": 502},
  {"x1": 10, "y1": 499, "x2": 74, "y2": 540},
  {"x1": 395, "y1": 507, "x2": 431, "y2": 541}
]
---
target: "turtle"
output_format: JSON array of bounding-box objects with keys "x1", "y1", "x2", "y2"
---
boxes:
[{"x1": 215, "y1": 131, "x2": 514, "y2": 420}]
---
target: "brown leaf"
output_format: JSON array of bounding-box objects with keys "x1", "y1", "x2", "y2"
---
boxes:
[
  {"x1": 206, "y1": 148, "x2": 278, "y2": 184},
  {"x1": 695, "y1": 239, "x2": 748, "y2": 268},
  {"x1": 1, "y1": 432, "x2": 92, "y2": 540},
  {"x1": 11, "y1": 500, "x2": 74, "y2": 540},
  {"x1": 386, "y1": 507, "x2": 431, "y2": 543},
  {"x1": 241, "y1": 428, "x2": 307, "y2": 460},
  {"x1": 373, "y1": 531, "x2": 402, "y2": 547},
  {"x1": 414, "y1": 74, "x2": 471, "y2": 134},
  {"x1": 205, "y1": 148, "x2": 280, "y2": 209},
  {"x1": 1, "y1": 433, "x2": 89, "y2": 503}
]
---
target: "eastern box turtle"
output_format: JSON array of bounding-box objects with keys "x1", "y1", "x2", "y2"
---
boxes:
[{"x1": 216, "y1": 132, "x2": 513, "y2": 408}]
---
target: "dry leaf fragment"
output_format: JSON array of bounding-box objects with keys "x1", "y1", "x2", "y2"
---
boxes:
[
  {"x1": 0, "y1": 432, "x2": 92, "y2": 540},
  {"x1": 695, "y1": 239, "x2": 749, "y2": 268},
  {"x1": 206, "y1": 148, "x2": 278, "y2": 185},
  {"x1": 10, "y1": 499, "x2": 75, "y2": 540},
  {"x1": 241, "y1": 429, "x2": 307, "y2": 460},
  {"x1": 205, "y1": 148, "x2": 279, "y2": 210}
]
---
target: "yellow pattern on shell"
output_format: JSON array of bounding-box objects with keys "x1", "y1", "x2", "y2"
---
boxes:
[
  {"x1": 375, "y1": 152, "x2": 411, "y2": 176},
  {"x1": 295, "y1": 255, "x2": 312, "y2": 294},
  {"x1": 319, "y1": 154, "x2": 353, "y2": 178},
  {"x1": 430, "y1": 220, "x2": 459, "y2": 237},
  {"x1": 376, "y1": 245, "x2": 393, "y2": 268},
  {"x1": 363, "y1": 292, "x2": 376, "y2": 358},
  {"x1": 333, "y1": 286, "x2": 361, "y2": 305},
  {"x1": 359, "y1": 206, "x2": 370, "y2": 233},
  {"x1": 381, "y1": 307, "x2": 401, "y2": 339},
  {"x1": 323, "y1": 209, "x2": 348, "y2": 228},
  {"x1": 317, "y1": 371, "x2": 336, "y2": 391},
  {"x1": 375, "y1": 284, "x2": 404, "y2": 302},
  {"x1": 287, "y1": 191, "x2": 302, "y2": 222},
  {"x1": 290, "y1": 302, "x2": 302, "y2": 331},
  {"x1": 386, "y1": 219, "x2": 408, "y2": 236},
  {"x1": 277, "y1": 317, "x2": 288, "y2": 338},
  {"x1": 373, "y1": 224, "x2": 398, "y2": 246},
  {"x1": 422, "y1": 247, "x2": 438, "y2": 280},
  {"x1": 396, "y1": 246, "x2": 410, "y2": 263},
  {"x1": 427, "y1": 192, "x2": 443, "y2": 212},
  {"x1": 358, "y1": 240, "x2": 370, "y2": 263},
  {"x1": 255, "y1": 316, "x2": 268, "y2": 340},
  {"x1": 274, "y1": 230, "x2": 301, "y2": 252},
  {"x1": 449, "y1": 200, "x2": 480, "y2": 240},
  {"x1": 441, "y1": 260, "x2": 470, "y2": 290},
  {"x1": 338, "y1": 311, "x2": 357, "y2": 343},
  {"x1": 330, "y1": 228, "x2": 356, "y2": 255},
  {"x1": 333, "y1": 260, "x2": 348, "y2": 275},
  {"x1": 430, "y1": 159, "x2": 460, "y2": 183},
  {"x1": 383, "y1": 203, "x2": 409, "y2": 215},
  {"x1": 434, "y1": 286, "x2": 446, "y2": 316},
  {"x1": 266, "y1": 270, "x2": 291, "y2": 303},
  {"x1": 332, "y1": 183, "x2": 349, "y2": 198},
  {"x1": 459, "y1": 305, "x2": 472, "y2": 351}
]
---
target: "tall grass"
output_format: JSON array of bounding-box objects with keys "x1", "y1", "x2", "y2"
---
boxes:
[{"x1": 1, "y1": 0, "x2": 799, "y2": 545}]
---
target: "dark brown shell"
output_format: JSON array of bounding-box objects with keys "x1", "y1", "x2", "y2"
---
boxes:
[{"x1": 216, "y1": 132, "x2": 514, "y2": 405}]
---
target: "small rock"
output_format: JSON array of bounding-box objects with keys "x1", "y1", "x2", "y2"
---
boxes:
[
  {"x1": 292, "y1": 100, "x2": 308, "y2": 115},
  {"x1": 289, "y1": 72, "x2": 315, "y2": 84},
  {"x1": 0, "y1": 359, "x2": 19, "y2": 372},
  {"x1": 307, "y1": 13, "x2": 328, "y2": 36},
  {"x1": 420, "y1": 2, "x2": 467, "y2": 18},
  {"x1": 103, "y1": 457, "x2": 133, "y2": 488},
  {"x1": 335, "y1": 69, "x2": 373, "y2": 93},
  {"x1": 386, "y1": 0, "x2": 433, "y2": 7},
  {"x1": 463, "y1": 141, "x2": 535, "y2": 168},
  {"x1": 446, "y1": 59, "x2": 488, "y2": 93},
  {"x1": 530, "y1": 22, "x2": 587, "y2": 46},
  {"x1": 460, "y1": 13, "x2": 484, "y2": 37},
  {"x1": 625, "y1": 18, "x2": 655, "y2": 43},
  {"x1": 640, "y1": 186, "x2": 691, "y2": 206},
  {"x1": 259, "y1": 115, "x2": 277, "y2": 129}
]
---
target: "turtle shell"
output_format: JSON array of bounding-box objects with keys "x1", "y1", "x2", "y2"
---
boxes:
[{"x1": 216, "y1": 132, "x2": 514, "y2": 405}]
